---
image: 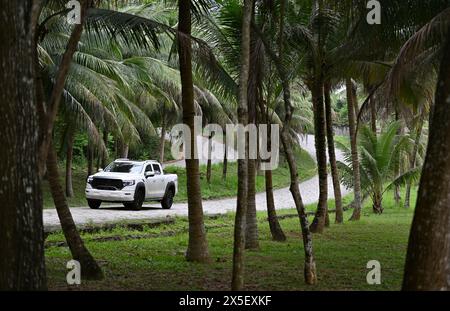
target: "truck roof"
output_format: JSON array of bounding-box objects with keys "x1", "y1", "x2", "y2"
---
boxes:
[{"x1": 114, "y1": 159, "x2": 160, "y2": 164}]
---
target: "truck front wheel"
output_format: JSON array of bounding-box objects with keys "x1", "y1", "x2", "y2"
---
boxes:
[
  {"x1": 88, "y1": 199, "x2": 101, "y2": 209},
  {"x1": 124, "y1": 188, "x2": 145, "y2": 211}
]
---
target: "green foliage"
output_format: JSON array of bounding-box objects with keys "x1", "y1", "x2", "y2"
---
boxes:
[
  {"x1": 336, "y1": 122, "x2": 421, "y2": 210},
  {"x1": 129, "y1": 135, "x2": 174, "y2": 162}
]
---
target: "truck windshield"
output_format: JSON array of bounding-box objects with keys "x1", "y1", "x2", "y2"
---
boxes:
[{"x1": 104, "y1": 162, "x2": 143, "y2": 174}]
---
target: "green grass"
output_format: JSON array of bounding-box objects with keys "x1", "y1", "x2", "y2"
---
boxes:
[
  {"x1": 44, "y1": 189, "x2": 416, "y2": 291},
  {"x1": 43, "y1": 147, "x2": 317, "y2": 208}
]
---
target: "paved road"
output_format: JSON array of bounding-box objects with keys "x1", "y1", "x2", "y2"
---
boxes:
[{"x1": 43, "y1": 135, "x2": 350, "y2": 231}]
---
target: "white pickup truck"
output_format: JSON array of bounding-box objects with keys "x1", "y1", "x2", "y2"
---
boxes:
[{"x1": 85, "y1": 159, "x2": 178, "y2": 210}]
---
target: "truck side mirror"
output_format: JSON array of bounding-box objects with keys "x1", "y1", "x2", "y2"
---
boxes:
[
  {"x1": 145, "y1": 171, "x2": 155, "y2": 178},
  {"x1": 98, "y1": 168, "x2": 103, "y2": 172}
]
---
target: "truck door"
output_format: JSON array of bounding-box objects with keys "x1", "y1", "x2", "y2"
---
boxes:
[
  {"x1": 144, "y1": 164, "x2": 155, "y2": 198},
  {"x1": 152, "y1": 163, "x2": 165, "y2": 198}
]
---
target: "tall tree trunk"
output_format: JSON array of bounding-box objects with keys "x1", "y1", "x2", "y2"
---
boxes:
[
  {"x1": 96, "y1": 153, "x2": 100, "y2": 172},
  {"x1": 231, "y1": 0, "x2": 253, "y2": 291},
  {"x1": 121, "y1": 143, "x2": 129, "y2": 158},
  {"x1": 101, "y1": 127, "x2": 108, "y2": 168},
  {"x1": 346, "y1": 79, "x2": 362, "y2": 221},
  {"x1": 278, "y1": 61, "x2": 317, "y2": 285},
  {"x1": 372, "y1": 189, "x2": 383, "y2": 214},
  {"x1": 0, "y1": 0, "x2": 47, "y2": 290},
  {"x1": 66, "y1": 129, "x2": 75, "y2": 197},
  {"x1": 403, "y1": 34, "x2": 450, "y2": 290},
  {"x1": 87, "y1": 144, "x2": 94, "y2": 177},
  {"x1": 178, "y1": 0, "x2": 210, "y2": 263},
  {"x1": 206, "y1": 134, "x2": 213, "y2": 184},
  {"x1": 370, "y1": 97, "x2": 377, "y2": 133},
  {"x1": 222, "y1": 135, "x2": 228, "y2": 180},
  {"x1": 47, "y1": 141, "x2": 103, "y2": 280},
  {"x1": 245, "y1": 33, "x2": 259, "y2": 250},
  {"x1": 159, "y1": 116, "x2": 166, "y2": 163},
  {"x1": 245, "y1": 158, "x2": 259, "y2": 249},
  {"x1": 264, "y1": 123, "x2": 286, "y2": 242},
  {"x1": 310, "y1": 79, "x2": 329, "y2": 233},
  {"x1": 280, "y1": 126, "x2": 317, "y2": 285},
  {"x1": 324, "y1": 81, "x2": 343, "y2": 224},
  {"x1": 404, "y1": 114, "x2": 425, "y2": 209},
  {"x1": 393, "y1": 110, "x2": 402, "y2": 204}
]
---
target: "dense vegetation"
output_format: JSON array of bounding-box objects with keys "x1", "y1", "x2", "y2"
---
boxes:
[{"x1": 1, "y1": 0, "x2": 450, "y2": 292}]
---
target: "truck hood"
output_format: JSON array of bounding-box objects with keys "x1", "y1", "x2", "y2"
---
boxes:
[{"x1": 90, "y1": 172, "x2": 142, "y2": 181}]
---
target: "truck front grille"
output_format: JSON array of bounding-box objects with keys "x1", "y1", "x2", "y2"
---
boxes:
[{"x1": 91, "y1": 178, "x2": 124, "y2": 191}]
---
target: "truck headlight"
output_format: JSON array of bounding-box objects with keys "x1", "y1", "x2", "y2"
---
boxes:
[
  {"x1": 87, "y1": 177, "x2": 93, "y2": 184},
  {"x1": 123, "y1": 180, "x2": 135, "y2": 187}
]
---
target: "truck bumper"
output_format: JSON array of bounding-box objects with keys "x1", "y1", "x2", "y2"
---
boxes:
[{"x1": 85, "y1": 188, "x2": 135, "y2": 202}]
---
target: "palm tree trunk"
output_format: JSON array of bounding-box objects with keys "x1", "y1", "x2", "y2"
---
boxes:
[
  {"x1": 310, "y1": 79, "x2": 329, "y2": 233},
  {"x1": 394, "y1": 110, "x2": 402, "y2": 204},
  {"x1": 404, "y1": 113, "x2": 425, "y2": 209},
  {"x1": 231, "y1": 0, "x2": 253, "y2": 291},
  {"x1": 346, "y1": 78, "x2": 362, "y2": 221},
  {"x1": 178, "y1": 0, "x2": 210, "y2": 264},
  {"x1": 222, "y1": 135, "x2": 228, "y2": 180},
  {"x1": 121, "y1": 143, "x2": 129, "y2": 158},
  {"x1": 245, "y1": 33, "x2": 259, "y2": 250},
  {"x1": 372, "y1": 189, "x2": 383, "y2": 214},
  {"x1": 206, "y1": 134, "x2": 213, "y2": 184},
  {"x1": 403, "y1": 34, "x2": 450, "y2": 290},
  {"x1": 245, "y1": 158, "x2": 259, "y2": 249},
  {"x1": 279, "y1": 63, "x2": 317, "y2": 286},
  {"x1": 65, "y1": 129, "x2": 75, "y2": 198},
  {"x1": 324, "y1": 81, "x2": 343, "y2": 224},
  {"x1": 47, "y1": 140, "x2": 103, "y2": 280},
  {"x1": 96, "y1": 153, "x2": 100, "y2": 172},
  {"x1": 0, "y1": 0, "x2": 46, "y2": 289},
  {"x1": 101, "y1": 128, "x2": 108, "y2": 168},
  {"x1": 370, "y1": 97, "x2": 377, "y2": 133},
  {"x1": 87, "y1": 144, "x2": 94, "y2": 176},
  {"x1": 264, "y1": 123, "x2": 286, "y2": 241},
  {"x1": 265, "y1": 168, "x2": 287, "y2": 241}
]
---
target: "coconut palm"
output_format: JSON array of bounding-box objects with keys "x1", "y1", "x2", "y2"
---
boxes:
[
  {"x1": 251, "y1": 0, "x2": 318, "y2": 285},
  {"x1": 337, "y1": 122, "x2": 421, "y2": 214}
]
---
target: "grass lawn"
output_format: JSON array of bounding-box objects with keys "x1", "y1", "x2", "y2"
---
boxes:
[
  {"x1": 42, "y1": 147, "x2": 317, "y2": 208},
  {"x1": 44, "y1": 188, "x2": 416, "y2": 291}
]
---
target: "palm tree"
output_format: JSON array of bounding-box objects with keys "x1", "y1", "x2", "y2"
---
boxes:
[
  {"x1": 403, "y1": 32, "x2": 450, "y2": 290},
  {"x1": 346, "y1": 79, "x2": 363, "y2": 219},
  {"x1": 252, "y1": 1, "x2": 317, "y2": 285},
  {"x1": 178, "y1": 0, "x2": 210, "y2": 263},
  {"x1": 283, "y1": 1, "x2": 349, "y2": 231},
  {"x1": 231, "y1": 0, "x2": 253, "y2": 290},
  {"x1": 38, "y1": 0, "x2": 90, "y2": 175},
  {"x1": 0, "y1": 0, "x2": 47, "y2": 290},
  {"x1": 404, "y1": 113, "x2": 427, "y2": 209},
  {"x1": 324, "y1": 81, "x2": 343, "y2": 223},
  {"x1": 337, "y1": 122, "x2": 420, "y2": 214}
]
